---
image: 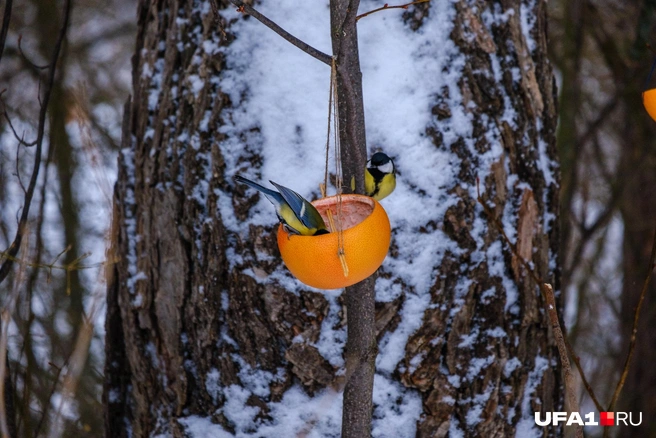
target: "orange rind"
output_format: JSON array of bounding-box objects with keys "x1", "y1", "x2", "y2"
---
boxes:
[
  {"x1": 643, "y1": 88, "x2": 656, "y2": 121},
  {"x1": 277, "y1": 194, "x2": 391, "y2": 289}
]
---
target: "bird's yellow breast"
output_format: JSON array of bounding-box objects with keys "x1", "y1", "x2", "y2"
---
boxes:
[
  {"x1": 365, "y1": 170, "x2": 375, "y2": 197},
  {"x1": 373, "y1": 173, "x2": 396, "y2": 201}
]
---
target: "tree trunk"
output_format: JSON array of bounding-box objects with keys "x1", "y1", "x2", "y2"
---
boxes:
[
  {"x1": 402, "y1": 1, "x2": 562, "y2": 435},
  {"x1": 329, "y1": 0, "x2": 377, "y2": 436},
  {"x1": 104, "y1": 0, "x2": 561, "y2": 436}
]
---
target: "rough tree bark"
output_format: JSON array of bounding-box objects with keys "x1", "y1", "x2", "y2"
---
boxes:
[
  {"x1": 104, "y1": 0, "x2": 561, "y2": 436},
  {"x1": 400, "y1": 1, "x2": 561, "y2": 435}
]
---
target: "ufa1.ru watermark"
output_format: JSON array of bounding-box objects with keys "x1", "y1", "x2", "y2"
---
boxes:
[{"x1": 535, "y1": 412, "x2": 642, "y2": 426}]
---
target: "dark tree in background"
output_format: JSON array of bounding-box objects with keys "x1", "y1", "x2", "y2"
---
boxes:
[
  {"x1": 105, "y1": 0, "x2": 562, "y2": 436},
  {"x1": 0, "y1": 0, "x2": 133, "y2": 436},
  {"x1": 551, "y1": 1, "x2": 656, "y2": 435}
]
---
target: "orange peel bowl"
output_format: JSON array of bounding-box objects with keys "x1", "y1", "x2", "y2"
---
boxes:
[
  {"x1": 643, "y1": 88, "x2": 656, "y2": 121},
  {"x1": 277, "y1": 194, "x2": 391, "y2": 289}
]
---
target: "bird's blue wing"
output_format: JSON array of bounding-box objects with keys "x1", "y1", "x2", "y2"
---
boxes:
[{"x1": 269, "y1": 181, "x2": 316, "y2": 228}]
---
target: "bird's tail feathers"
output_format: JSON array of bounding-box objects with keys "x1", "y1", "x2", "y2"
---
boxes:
[{"x1": 235, "y1": 175, "x2": 278, "y2": 197}]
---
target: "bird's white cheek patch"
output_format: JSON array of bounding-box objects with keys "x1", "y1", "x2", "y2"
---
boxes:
[{"x1": 378, "y1": 162, "x2": 394, "y2": 174}]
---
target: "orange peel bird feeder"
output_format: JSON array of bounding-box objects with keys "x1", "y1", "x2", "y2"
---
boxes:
[
  {"x1": 277, "y1": 58, "x2": 391, "y2": 289},
  {"x1": 643, "y1": 88, "x2": 656, "y2": 121},
  {"x1": 277, "y1": 194, "x2": 391, "y2": 289}
]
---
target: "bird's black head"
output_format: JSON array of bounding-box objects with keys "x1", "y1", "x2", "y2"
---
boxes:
[{"x1": 370, "y1": 152, "x2": 391, "y2": 166}]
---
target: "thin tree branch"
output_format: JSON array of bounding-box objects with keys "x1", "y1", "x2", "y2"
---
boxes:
[
  {"x1": 564, "y1": 138, "x2": 649, "y2": 280},
  {"x1": 607, "y1": 223, "x2": 656, "y2": 412},
  {"x1": 0, "y1": 0, "x2": 71, "y2": 286},
  {"x1": 543, "y1": 284, "x2": 583, "y2": 438},
  {"x1": 577, "y1": 94, "x2": 618, "y2": 149},
  {"x1": 47, "y1": 316, "x2": 95, "y2": 438},
  {"x1": 220, "y1": 0, "x2": 332, "y2": 66},
  {"x1": 34, "y1": 359, "x2": 67, "y2": 438},
  {"x1": 0, "y1": 100, "x2": 39, "y2": 146},
  {"x1": 563, "y1": 333, "x2": 603, "y2": 413},
  {"x1": 567, "y1": 227, "x2": 610, "y2": 345},
  {"x1": 564, "y1": 200, "x2": 616, "y2": 281},
  {"x1": 18, "y1": 35, "x2": 50, "y2": 70},
  {"x1": 14, "y1": 140, "x2": 27, "y2": 194},
  {"x1": 356, "y1": 0, "x2": 430, "y2": 21},
  {"x1": 21, "y1": 131, "x2": 57, "y2": 437},
  {"x1": 590, "y1": 136, "x2": 613, "y2": 185}
]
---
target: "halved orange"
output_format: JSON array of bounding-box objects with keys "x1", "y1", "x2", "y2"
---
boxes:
[
  {"x1": 643, "y1": 88, "x2": 656, "y2": 121},
  {"x1": 277, "y1": 194, "x2": 391, "y2": 289}
]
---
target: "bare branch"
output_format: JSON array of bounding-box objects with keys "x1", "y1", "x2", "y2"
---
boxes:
[
  {"x1": 18, "y1": 35, "x2": 50, "y2": 70},
  {"x1": 543, "y1": 284, "x2": 582, "y2": 438},
  {"x1": 47, "y1": 317, "x2": 95, "y2": 438},
  {"x1": 34, "y1": 358, "x2": 67, "y2": 438},
  {"x1": 1, "y1": 106, "x2": 38, "y2": 147},
  {"x1": 578, "y1": 95, "x2": 618, "y2": 149},
  {"x1": 220, "y1": 0, "x2": 332, "y2": 66},
  {"x1": 356, "y1": 0, "x2": 430, "y2": 22},
  {"x1": 0, "y1": 0, "x2": 71, "y2": 285},
  {"x1": 564, "y1": 318, "x2": 604, "y2": 413},
  {"x1": 0, "y1": 90, "x2": 39, "y2": 147}
]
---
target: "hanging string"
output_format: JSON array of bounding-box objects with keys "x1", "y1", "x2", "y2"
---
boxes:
[
  {"x1": 323, "y1": 58, "x2": 348, "y2": 277},
  {"x1": 323, "y1": 59, "x2": 335, "y2": 197},
  {"x1": 332, "y1": 60, "x2": 348, "y2": 278}
]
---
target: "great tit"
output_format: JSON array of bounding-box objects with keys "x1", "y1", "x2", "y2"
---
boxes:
[
  {"x1": 235, "y1": 175, "x2": 329, "y2": 236},
  {"x1": 365, "y1": 152, "x2": 396, "y2": 201}
]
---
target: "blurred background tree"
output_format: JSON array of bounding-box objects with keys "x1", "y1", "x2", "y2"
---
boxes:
[
  {"x1": 0, "y1": 0, "x2": 134, "y2": 435},
  {"x1": 551, "y1": 0, "x2": 656, "y2": 435}
]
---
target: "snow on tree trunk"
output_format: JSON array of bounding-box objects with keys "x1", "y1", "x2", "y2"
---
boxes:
[{"x1": 104, "y1": 0, "x2": 561, "y2": 437}]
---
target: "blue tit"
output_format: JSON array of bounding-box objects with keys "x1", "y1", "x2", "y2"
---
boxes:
[
  {"x1": 365, "y1": 152, "x2": 396, "y2": 201},
  {"x1": 235, "y1": 175, "x2": 329, "y2": 236}
]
